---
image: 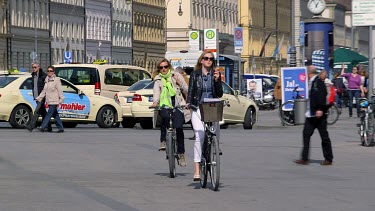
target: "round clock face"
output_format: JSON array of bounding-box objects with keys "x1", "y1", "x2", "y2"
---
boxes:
[{"x1": 307, "y1": 0, "x2": 326, "y2": 15}]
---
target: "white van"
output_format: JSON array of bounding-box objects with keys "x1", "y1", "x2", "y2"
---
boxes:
[{"x1": 54, "y1": 63, "x2": 151, "y2": 98}]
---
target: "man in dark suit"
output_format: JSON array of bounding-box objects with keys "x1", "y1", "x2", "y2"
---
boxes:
[
  {"x1": 294, "y1": 65, "x2": 333, "y2": 166},
  {"x1": 26, "y1": 63, "x2": 52, "y2": 132}
]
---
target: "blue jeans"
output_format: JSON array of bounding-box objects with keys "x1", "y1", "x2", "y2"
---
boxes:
[
  {"x1": 335, "y1": 91, "x2": 343, "y2": 108},
  {"x1": 348, "y1": 90, "x2": 360, "y2": 116},
  {"x1": 40, "y1": 105, "x2": 64, "y2": 130}
]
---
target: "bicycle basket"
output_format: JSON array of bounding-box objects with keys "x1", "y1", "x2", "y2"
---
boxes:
[{"x1": 199, "y1": 101, "x2": 224, "y2": 122}]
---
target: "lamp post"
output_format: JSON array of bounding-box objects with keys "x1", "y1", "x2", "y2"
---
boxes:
[
  {"x1": 34, "y1": 0, "x2": 38, "y2": 63},
  {"x1": 125, "y1": 0, "x2": 133, "y2": 65}
]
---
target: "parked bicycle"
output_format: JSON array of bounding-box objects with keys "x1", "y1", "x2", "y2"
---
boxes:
[
  {"x1": 357, "y1": 98, "x2": 375, "y2": 147},
  {"x1": 149, "y1": 105, "x2": 186, "y2": 178},
  {"x1": 190, "y1": 100, "x2": 228, "y2": 191}
]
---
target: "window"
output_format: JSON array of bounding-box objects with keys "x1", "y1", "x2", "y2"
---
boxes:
[
  {"x1": 222, "y1": 82, "x2": 233, "y2": 95},
  {"x1": 144, "y1": 81, "x2": 155, "y2": 89},
  {"x1": 128, "y1": 79, "x2": 153, "y2": 91},
  {"x1": 105, "y1": 68, "x2": 151, "y2": 86},
  {"x1": 55, "y1": 67, "x2": 99, "y2": 85},
  {"x1": 0, "y1": 76, "x2": 18, "y2": 88},
  {"x1": 60, "y1": 80, "x2": 78, "y2": 94},
  {"x1": 19, "y1": 77, "x2": 33, "y2": 90}
]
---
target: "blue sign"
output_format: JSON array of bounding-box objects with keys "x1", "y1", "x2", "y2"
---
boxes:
[
  {"x1": 64, "y1": 51, "x2": 72, "y2": 64},
  {"x1": 234, "y1": 27, "x2": 243, "y2": 47},
  {"x1": 299, "y1": 21, "x2": 305, "y2": 46},
  {"x1": 281, "y1": 67, "x2": 308, "y2": 110}
]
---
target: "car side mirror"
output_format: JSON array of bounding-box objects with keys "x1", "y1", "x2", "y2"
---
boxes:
[
  {"x1": 78, "y1": 90, "x2": 84, "y2": 95},
  {"x1": 234, "y1": 90, "x2": 239, "y2": 96}
]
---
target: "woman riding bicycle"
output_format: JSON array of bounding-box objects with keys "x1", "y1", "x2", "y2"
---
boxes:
[
  {"x1": 152, "y1": 58, "x2": 190, "y2": 167},
  {"x1": 187, "y1": 50, "x2": 223, "y2": 181}
]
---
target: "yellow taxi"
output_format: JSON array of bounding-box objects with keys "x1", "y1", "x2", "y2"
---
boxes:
[
  {"x1": 116, "y1": 80, "x2": 258, "y2": 129},
  {"x1": 0, "y1": 73, "x2": 122, "y2": 128}
]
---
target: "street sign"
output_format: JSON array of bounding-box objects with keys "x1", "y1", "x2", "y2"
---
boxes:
[
  {"x1": 234, "y1": 27, "x2": 244, "y2": 54},
  {"x1": 353, "y1": 0, "x2": 375, "y2": 14},
  {"x1": 188, "y1": 31, "x2": 200, "y2": 51},
  {"x1": 353, "y1": 13, "x2": 375, "y2": 26},
  {"x1": 204, "y1": 29, "x2": 218, "y2": 57},
  {"x1": 30, "y1": 52, "x2": 37, "y2": 60},
  {"x1": 64, "y1": 51, "x2": 72, "y2": 64},
  {"x1": 288, "y1": 46, "x2": 297, "y2": 67},
  {"x1": 299, "y1": 21, "x2": 305, "y2": 46}
]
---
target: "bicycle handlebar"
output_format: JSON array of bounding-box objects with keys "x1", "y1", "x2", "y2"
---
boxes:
[
  {"x1": 149, "y1": 105, "x2": 187, "y2": 110},
  {"x1": 187, "y1": 100, "x2": 230, "y2": 110}
]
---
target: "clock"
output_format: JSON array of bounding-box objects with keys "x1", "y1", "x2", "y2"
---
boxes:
[{"x1": 307, "y1": 0, "x2": 326, "y2": 15}]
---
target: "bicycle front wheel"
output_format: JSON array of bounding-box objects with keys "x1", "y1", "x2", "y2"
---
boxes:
[
  {"x1": 167, "y1": 131, "x2": 176, "y2": 178},
  {"x1": 364, "y1": 115, "x2": 374, "y2": 147},
  {"x1": 327, "y1": 105, "x2": 339, "y2": 125},
  {"x1": 279, "y1": 101, "x2": 295, "y2": 126},
  {"x1": 210, "y1": 136, "x2": 220, "y2": 191}
]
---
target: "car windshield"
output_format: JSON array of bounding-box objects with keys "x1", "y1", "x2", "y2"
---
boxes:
[
  {"x1": 144, "y1": 81, "x2": 155, "y2": 89},
  {"x1": 127, "y1": 80, "x2": 152, "y2": 91},
  {"x1": 55, "y1": 67, "x2": 98, "y2": 85},
  {"x1": 0, "y1": 76, "x2": 18, "y2": 88}
]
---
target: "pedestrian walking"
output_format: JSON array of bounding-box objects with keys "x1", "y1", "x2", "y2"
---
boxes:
[
  {"x1": 26, "y1": 63, "x2": 52, "y2": 132},
  {"x1": 294, "y1": 65, "x2": 333, "y2": 166},
  {"x1": 152, "y1": 59, "x2": 190, "y2": 166},
  {"x1": 36, "y1": 66, "x2": 65, "y2": 133},
  {"x1": 187, "y1": 50, "x2": 223, "y2": 181},
  {"x1": 332, "y1": 72, "x2": 345, "y2": 108}
]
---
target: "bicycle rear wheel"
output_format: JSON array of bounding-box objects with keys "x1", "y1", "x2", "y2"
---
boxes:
[
  {"x1": 363, "y1": 115, "x2": 374, "y2": 147},
  {"x1": 279, "y1": 101, "x2": 295, "y2": 126},
  {"x1": 167, "y1": 131, "x2": 176, "y2": 178},
  {"x1": 210, "y1": 136, "x2": 220, "y2": 191},
  {"x1": 327, "y1": 105, "x2": 339, "y2": 125}
]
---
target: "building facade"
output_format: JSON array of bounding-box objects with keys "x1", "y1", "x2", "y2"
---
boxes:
[
  {"x1": 9, "y1": 0, "x2": 50, "y2": 71},
  {"x1": 50, "y1": 0, "x2": 85, "y2": 65},
  {"x1": 132, "y1": 0, "x2": 165, "y2": 72},
  {"x1": 85, "y1": 0, "x2": 112, "y2": 63},
  {"x1": 167, "y1": 0, "x2": 238, "y2": 55},
  {"x1": 112, "y1": 0, "x2": 133, "y2": 65},
  {"x1": 0, "y1": 0, "x2": 9, "y2": 70}
]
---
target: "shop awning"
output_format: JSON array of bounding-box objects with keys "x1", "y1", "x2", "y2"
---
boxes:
[{"x1": 334, "y1": 48, "x2": 368, "y2": 65}]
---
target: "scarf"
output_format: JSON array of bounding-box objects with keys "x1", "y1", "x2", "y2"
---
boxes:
[{"x1": 159, "y1": 70, "x2": 176, "y2": 107}]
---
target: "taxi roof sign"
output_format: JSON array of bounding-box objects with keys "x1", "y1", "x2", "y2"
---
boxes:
[{"x1": 92, "y1": 59, "x2": 107, "y2": 64}]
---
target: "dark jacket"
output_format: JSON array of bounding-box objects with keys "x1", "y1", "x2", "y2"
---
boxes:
[
  {"x1": 187, "y1": 68, "x2": 223, "y2": 107},
  {"x1": 309, "y1": 75, "x2": 328, "y2": 116},
  {"x1": 31, "y1": 69, "x2": 47, "y2": 99}
]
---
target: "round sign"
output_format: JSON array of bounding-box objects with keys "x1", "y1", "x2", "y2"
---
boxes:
[
  {"x1": 235, "y1": 29, "x2": 242, "y2": 40},
  {"x1": 206, "y1": 30, "x2": 215, "y2": 39},
  {"x1": 190, "y1": 32, "x2": 198, "y2": 40},
  {"x1": 30, "y1": 52, "x2": 37, "y2": 60}
]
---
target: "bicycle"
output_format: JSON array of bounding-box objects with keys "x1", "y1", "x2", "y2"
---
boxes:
[
  {"x1": 279, "y1": 86, "x2": 303, "y2": 126},
  {"x1": 357, "y1": 98, "x2": 375, "y2": 147},
  {"x1": 190, "y1": 99, "x2": 228, "y2": 191},
  {"x1": 149, "y1": 105, "x2": 186, "y2": 178},
  {"x1": 326, "y1": 103, "x2": 340, "y2": 125}
]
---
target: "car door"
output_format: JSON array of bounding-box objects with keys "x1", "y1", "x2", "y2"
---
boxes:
[
  {"x1": 221, "y1": 82, "x2": 242, "y2": 122},
  {"x1": 58, "y1": 80, "x2": 91, "y2": 120},
  {"x1": 19, "y1": 77, "x2": 37, "y2": 110}
]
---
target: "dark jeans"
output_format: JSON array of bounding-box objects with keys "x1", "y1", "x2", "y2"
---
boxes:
[
  {"x1": 335, "y1": 92, "x2": 343, "y2": 108},
  {"x1": 301, "y1": 117, "x2": 333, "y2": 162},
  {"x1": 348, "y1": 89, "x2": 360, "y2": 116},
  {"x1": 28, "y1": 101, "x2": 51, "y2": 130},
  {"x1": 40, "y1": 105, "x2": 64, "y2": 130},
  {"x1": 160, "y1": 108, "x2": 185, "y2": 154}
]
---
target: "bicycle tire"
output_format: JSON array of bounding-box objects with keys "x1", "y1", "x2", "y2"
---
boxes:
[
  {"x1": 327, "y1": 105, "x2": 340, "y2": 125},
  {"x1": 210, "y1": 136, "x2": 220, "y2": 191},
  {"x1": 167, "y1": 131, "x2": 176, "y2": 178},
  {"x1": 199, "y1": 157, "x2": 207, "y2": 188},
  {"x1": 279, "y1": 101, "x2": 295, "y2": 126},
  {"x1": 364, "y1": 115, "x2": 374, "y2": 147},
  {"x1": 360, "y1": 120, "x2": 365, "y2": 146}
]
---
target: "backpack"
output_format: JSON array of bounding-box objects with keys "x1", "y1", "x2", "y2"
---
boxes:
[{"x1": 326, "y1": 84, "x2": 336, "y2": 106}]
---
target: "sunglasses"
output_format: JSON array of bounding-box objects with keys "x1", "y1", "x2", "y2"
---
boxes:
[
  {"x1": 47, "y1": 70, "x2": 54, "y2": 72},
  {"x1": 158, "y1": 65, "x2": 169, "y2": 70},
  {"x1": 32, "y1": 66, "x2": 38, "y2": 68},
  {"x1": 202, "y1": 57, "x2": 214, "y2": 61}
]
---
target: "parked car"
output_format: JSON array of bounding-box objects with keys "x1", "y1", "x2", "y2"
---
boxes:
[
  {"x1": 0, "y1": 74, "x2": 122, "y2": 128},
  {"x1": 116, "y1": 81, "x2": 258, "y2": 129},
  {"x1": 54, "y1": 64, "x2": 151, "y2": 98}
]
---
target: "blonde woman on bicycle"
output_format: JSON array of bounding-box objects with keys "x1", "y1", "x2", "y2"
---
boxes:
[{"x1": 187, "y1": 51, "x2": 223, "y2": 181}]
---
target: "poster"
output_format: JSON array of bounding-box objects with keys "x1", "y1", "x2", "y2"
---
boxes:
[
  {"x1": 246, "y1": 79, "x2": 262, "y2": 99},
  {"x1": 281, "y1": 67, "x2": 308, "y2": 110}
]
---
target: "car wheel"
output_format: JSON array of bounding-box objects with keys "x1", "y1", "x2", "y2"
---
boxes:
[
  {"x1": 96, "y1": 106, "x2": 116, "y2": 128},
  {"x1": 121, "y1": 118, "x2": 136, "y2": 128},
  {"x1": 243, "y1": 108, "x2": 254, "y2": 130},
  {"x1": 63, "y1": 122, "x2": 78, "y2": 128},
  {"x1": 9, "y1": 105, "x2": 32, "y2": 129},
  {"x1": 140, "y1": 120, "x2": 153, "y2": 129}
]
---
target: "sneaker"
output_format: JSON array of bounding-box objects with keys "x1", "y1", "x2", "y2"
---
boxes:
[
  {"x1": 159, "y1": 141, "x2": 166, "y2": 151},
  {"x1": 177, "y1": 154, "x2": 187, "y2": 167}
]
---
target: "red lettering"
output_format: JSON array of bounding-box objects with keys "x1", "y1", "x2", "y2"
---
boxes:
[{"x1": 59, "y1": 102, "x2": 86, "y2": 110}]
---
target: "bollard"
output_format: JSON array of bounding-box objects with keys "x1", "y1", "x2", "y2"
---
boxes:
[{"x1": 294, "y1": 99, "x2": 308, "y2": 125}]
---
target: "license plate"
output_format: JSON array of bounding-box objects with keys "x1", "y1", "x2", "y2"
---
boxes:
[
  {"x1": 126, "y1": 97, "x2": 132, "y2": 103},
  {"x1": 148, "y1": 96, "x2": 153, "y2": 102}
]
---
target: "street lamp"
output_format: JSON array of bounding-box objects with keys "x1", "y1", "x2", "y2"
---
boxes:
[
  {"x1": 178, "y1": 0, "x2": 183, "y2": 16},
  {"x1": 125, "y1": 0, "x2": 131, "y2": 5}
]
